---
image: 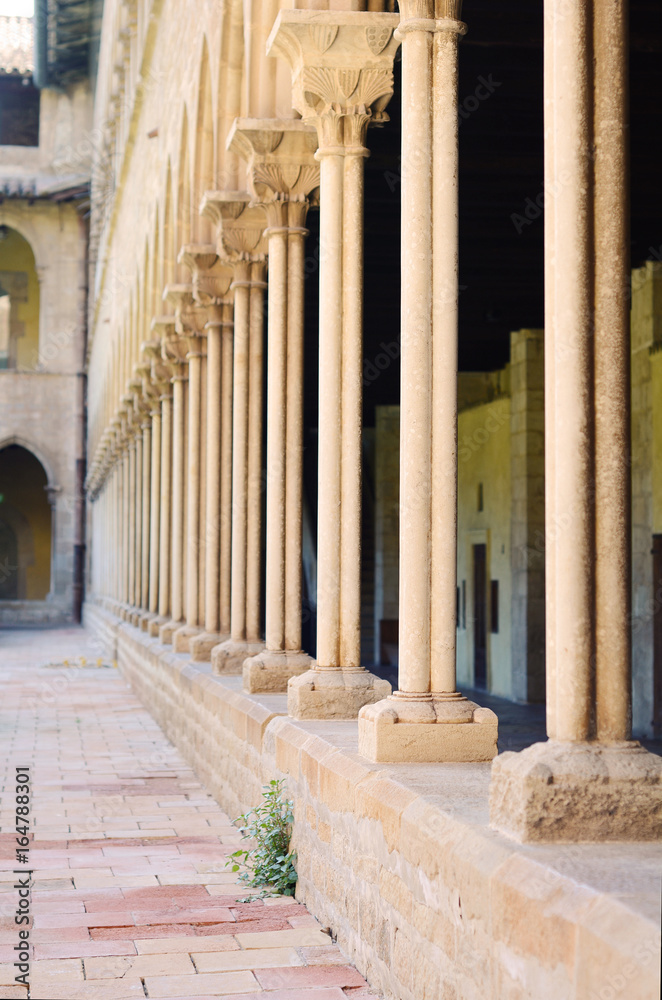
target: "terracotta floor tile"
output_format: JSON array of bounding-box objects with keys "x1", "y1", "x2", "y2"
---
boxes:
[{"x1": 0, "y1": 628, "x2": 380, "y2": 1000}]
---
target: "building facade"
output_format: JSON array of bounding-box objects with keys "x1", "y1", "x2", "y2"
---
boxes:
[{"x1": 0, "y1": 14, "x2": 91, "y2": 625}]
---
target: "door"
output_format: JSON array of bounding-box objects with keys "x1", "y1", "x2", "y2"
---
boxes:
[
  {"x1": 652, "y1": 536, "x2": 662, "y2": 736},
  {"x1": 473, "y1": 543, "x2": 487, "y2": 689}
]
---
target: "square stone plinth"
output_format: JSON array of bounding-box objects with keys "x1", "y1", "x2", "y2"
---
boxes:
[
  {"x1": 489, "y1": 740, "x2": 662, "y2": 842},
  {"x1": 243, "y1": 649, "x2": 313, "y2": 693},
  {"x1": 358, "y1": 715, "x2": 498, "y2": 763},
  {"x1": 288, "y1": 668, "x2": 391, "y2": 720},
  {"x1": 212, "y1": 639, "x2": 265, "y2": 675}
]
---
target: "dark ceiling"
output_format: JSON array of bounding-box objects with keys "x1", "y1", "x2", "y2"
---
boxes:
[{"x1": 301, "y1": 0, "x2": 662, "y2": 431}]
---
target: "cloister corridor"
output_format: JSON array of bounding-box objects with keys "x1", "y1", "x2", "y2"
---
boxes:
[{"x1": 0, "y1": 627, "x2": 375, "y2": 999}]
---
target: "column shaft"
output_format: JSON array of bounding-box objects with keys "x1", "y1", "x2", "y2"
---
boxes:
[
  {"x1": 148, "y1": 408, "x2": 161, "y2": 614},
  {"x1": 134, "y1": 430, "x2": 142, "y2": 610},
  {"x1": 340, "y1": 147, "x2": 365, "y2": 669},
  {"x1": 158, "y1": 395, "x2": 172, "y2": 619},
  {"x1": 127, "y1": 443, "x2": 136, "y2": 607},
  {"x1": 141, "y1": 421, "x2": 151, "y2": 609},
  {"x1": 550, "y1": 0, "x2": 594, "y2": 742},
  {"x1": 398, "y1": 14, "x2": 433, "y2": 696},
  {"x1": 285, "y1": 225, "x2": 306, "y2": 651},
  {"x1": 170, "y1": 375, "x2": 186, "y2": 625},
  {"x1": 593, "y1": 0, "x2": 631, "y2": 741},
  {"x1": 230, "y1": 267, "x2": 251, "y2": 642},
  {"x1": 543, "y1": 0, "x2": 558, "y2": 738},
  {"x1": 430, "y1": 27, "x2": 461, "y2": 695},
  {"x1": 204, "y1": 323, "x2": 222, "y2": 634},
  {"x1": 220, "y1": 316, "x2": 233, "y2": 634},
  {"x1": 316, "y1": 151, "x2": 344, "y2": 669},
  {"x1": 265, "y1": 229, "x2": 288, "y2": 651},
  {"x1": 185, "y1": 345, "x2": 202, "y2": 626},
  {"x1": 246, "y1": 264, "x2": 265, "y2": 642}
]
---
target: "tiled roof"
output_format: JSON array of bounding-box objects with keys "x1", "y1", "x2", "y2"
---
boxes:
[{"x1": 0, "y1": 16, "x2": 34, "y2": 76}]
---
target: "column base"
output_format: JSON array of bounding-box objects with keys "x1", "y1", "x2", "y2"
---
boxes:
[
  {"x1": 489, "y1": 739, "x2": 662, "y2": 843},
  {"x1": 288, "y1": 667, "x2": 391, "y2": 721},
  {"x1": 147, "y1": 615, "x2": 169, "y2": 638},
  {"x1": 159, "y1": 618, "x2": 183, "y2": 645},
  {"x1": 130, "y1": 610, "x2": 142, "y2": 627},
  {"x1": 190, "y1": 631, "x2": 230, "y2": 663},
  {"x1": 172, "y1": 624, "x2": 204, "y2": 653},
  {"x1": 243, "y1": 649, "x2": 314, "y2": 694},
  {"x1": 138, "y1": 612, "x2": 155, "y2": 632},
  {"x1": 358, "y1": 692, "x2": 498, "y2": 762},
  {"x1": 212, "y1": 638, "x2": 265, "y2": 675}
]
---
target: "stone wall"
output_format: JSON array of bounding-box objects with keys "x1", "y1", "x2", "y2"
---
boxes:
[
  {"x1": 85, "y1": 602, "x2": 662, "y2": 1000},
  {"x1": 0, "y1": 199, "x2": 86, "y2": 624},
  {"x1": 456, "y1": 392, "x2": 512, "y2": 696},
  {"x1": 509, "y1": 329, "x2": 545, "y2": 703},
  {"x1": 631, "y1": 262, "x2": 662, "y2": 735}
]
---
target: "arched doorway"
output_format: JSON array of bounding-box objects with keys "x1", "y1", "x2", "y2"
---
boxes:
[
  {"x1": 0, "y1": 225, "x2": 40, "y2": 371},
  {"x1": 0, "y1": 445, "x2": 51, "y2": 600}
]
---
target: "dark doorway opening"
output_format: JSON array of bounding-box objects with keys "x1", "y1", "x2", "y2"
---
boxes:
[
  {"x1": 0, "y1": 519, "x2": 18, "y2": 599},
  {"x1": 473, "y1": 543, "x2": 487, "y2": 689}
]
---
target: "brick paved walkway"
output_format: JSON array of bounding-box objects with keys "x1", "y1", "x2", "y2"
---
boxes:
[{"x1": 0, "y1": 628, "x2": 377, "y2": 1000}]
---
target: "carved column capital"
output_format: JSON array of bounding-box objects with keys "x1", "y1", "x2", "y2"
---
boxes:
[
  {"x1": 200, "y1": 191, "x2": 268, "y2": 263},
  {"x1": 227, "y1": 118, "x2": 320, "y2": 229},
  {"x1": 177, "y1": 243, "x2": 234, "y2": 307},
  {"x1": 267, "y1": 11, "x2": 400, "y2": 152}
]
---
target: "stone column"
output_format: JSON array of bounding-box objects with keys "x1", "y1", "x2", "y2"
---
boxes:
[
  {"x1": 132, "y1": 405, "x2": 143, "y2": 620},
  {"x1": 179, "y1": 249, "x2": 235, "y2": 663},
  {"x1": 228, "y1": 118, "x2": 320, "y2": 693},
  {"x1": 489, "y1": 0, "x2": 662, "y2": 842},
  {"x1": 140, "y1": 325, "x2": 174, "y2": 636},
  {"x1": 158, "y1": 316, "x2": 188, "y2": 645},
  {"x1": 201, "y1": 194, "x2": 268, "y2": 673},
  {"x1": 269, "y1": 10, "x2": 398, "y2": 718},
  {"x1": 168, "y1": 286, "x2": 209, "y2": 653},
  {"x1": 135, "y1": 345, "x2": 164, "y2": 631},
  {"x1": 125, "y1": 403, "x2": 137, "y2": 617},
  {"x1": 357, "y1": 0, "x2": 497, "y2": 759},
  {"x1": 153, "y1": 354, "x2": 174, "y2": 637},
  {"x1": 140, "y1": 413, "x2": 151, "y2": 612},
  {"x1": 128, "y1": 376, "x2": 147, "y2": 626}
]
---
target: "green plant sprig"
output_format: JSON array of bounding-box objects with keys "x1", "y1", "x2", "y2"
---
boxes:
[{"x1": 227, "y1": 778, "x2": 297, "y2": 900}]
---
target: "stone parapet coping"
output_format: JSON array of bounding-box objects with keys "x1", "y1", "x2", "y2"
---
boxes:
[{"x1": 84, "y1": 600, "x2": 662, "y2": 1000}]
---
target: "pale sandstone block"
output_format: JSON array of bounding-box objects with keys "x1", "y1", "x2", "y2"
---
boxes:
[
  {"x1": 489, "y1": 741, "x2": 662, "y2": 842},
  {"x1": 84, "y1": 953, "x2": 195, "y2": 978},
  {"x1": 143, "y1": 970, "x2": 258, "y2": 996},
  {"x1": 192, "y1": 946, "x2": 302, "y2": 973},
  {"x1": 235, "y1": 927, "x2": 332, "y2": 949},
  {"x1": 136, "y1": 936, "x2": 240, "y2": 955}
]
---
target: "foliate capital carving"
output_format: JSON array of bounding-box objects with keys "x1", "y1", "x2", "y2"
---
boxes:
[
  {"x1": 162, "y1": 282, "x2": 206, "y2": 342},
  {"x1": 200, "y1": 191, "x2": 268, "y2": 263},
  {"x1": 150, "y1": 315, "x2": 177, "y2": 348},
  {"x1": 267, "y1": 11, "x2": 400, "y2": 150},
  {"x1": 141, "y1": 338, "x2": 171, "y2": 403},
  {"x1": 227, "y1": 119, "x2": 320, "y2": 225},
  {"x1": 178, "y1": 243, "x2": 234, "y2": 306}
]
